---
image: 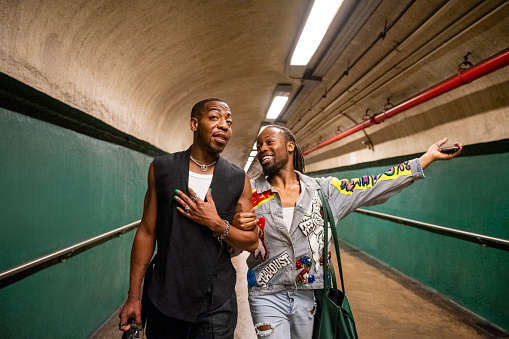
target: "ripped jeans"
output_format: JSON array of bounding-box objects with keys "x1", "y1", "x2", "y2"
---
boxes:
[{"x1": 248, "y1": 290, "x2": 316, "y2": 339}]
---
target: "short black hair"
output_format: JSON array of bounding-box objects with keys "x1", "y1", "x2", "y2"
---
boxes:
[{"x1": 191, "y1": 98, "x2": 225, "y2": 119}]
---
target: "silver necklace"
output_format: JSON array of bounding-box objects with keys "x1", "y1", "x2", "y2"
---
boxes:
[{"x1": 190, "y1": 155, "x2": 217, "y2": 172}]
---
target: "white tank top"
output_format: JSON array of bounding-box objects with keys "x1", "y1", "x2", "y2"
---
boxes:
[
  {"x1": 189, "y1": 171, "x2": 213, "y2": 200},
  {"x1": 282, "y1": 207, "x2": 294, "y2": 232}
]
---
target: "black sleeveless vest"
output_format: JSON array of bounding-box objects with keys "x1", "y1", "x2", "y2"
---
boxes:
[{"x1": 147, "y1": 147, "x2": 245, "y2": 322}]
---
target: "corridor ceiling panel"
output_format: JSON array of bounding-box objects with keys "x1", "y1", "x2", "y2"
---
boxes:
[{"x1": 1, "y1": 0, "x2": 508, "y2": 169}]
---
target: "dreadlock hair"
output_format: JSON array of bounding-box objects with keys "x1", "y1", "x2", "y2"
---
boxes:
[
  {"x1": 265, "y1": 124, "x2": 305, "y2": 173},
  {"x1": 191, "y1": 98, "x2": 225, "y2": 119}
]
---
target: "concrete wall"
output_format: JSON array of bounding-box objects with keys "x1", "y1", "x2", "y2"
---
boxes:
[{"x1": 304, "y1": 69, "x2": 509, "y2": 172}]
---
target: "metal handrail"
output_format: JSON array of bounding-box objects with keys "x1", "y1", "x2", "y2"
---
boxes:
[
  {"x1": 4, "y1": 209, "x2": 507, "y2": 285},
  {"x1": 0, "y1": 220, "x2": 140, "y2": 286},
  {"x1": 354, "y1": 209, "x2": 509, "y2": 250}
]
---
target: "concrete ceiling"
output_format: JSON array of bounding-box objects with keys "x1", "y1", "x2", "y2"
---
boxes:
[{"x1": 1, "y1": 0, "x2": 508, "y2": 171}]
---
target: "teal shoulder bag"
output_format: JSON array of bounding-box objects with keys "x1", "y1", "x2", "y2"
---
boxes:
[{"x1": 313, "y1": 186, "x2": 358, "y2": 339}]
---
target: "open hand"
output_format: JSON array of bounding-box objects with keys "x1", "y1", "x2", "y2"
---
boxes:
[
  {"x1": 429, "y1": 138, "x2": 462, "y2": 160},
  {"x1": 419, "y1": 138, "x2": 462, "y2": 168}
]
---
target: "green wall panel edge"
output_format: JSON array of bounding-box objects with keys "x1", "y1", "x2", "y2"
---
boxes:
[{"x1": 0, "y1": 72, "x2": 166, "y2": 158}]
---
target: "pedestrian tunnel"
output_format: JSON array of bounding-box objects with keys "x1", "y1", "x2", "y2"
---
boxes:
[{"x1": 1, "y1": 1, "x2": 509, "y2": 337}]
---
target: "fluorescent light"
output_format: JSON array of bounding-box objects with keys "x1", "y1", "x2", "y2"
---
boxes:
[
  {"x1": 244, "y1": 156, "x2": 254, "y2": 172},
  {"x1": 253, "y1": 141, "x2": 258, "y2": 150},
  {"x1": 290, "y1": 0, "x2": 344, "y2": 66},
  {"x1": 250, "y1": 151, "x2": 257, "y2": 157},
  {"x1": 258, "y1": 125, "x2": 268, "y2": 135},
  {"x1": 266, "y1": 96, "x2": 289, "y2": 120},
  {"x1": 265, "y1": 84, "x2": 292, "y2": 120}
]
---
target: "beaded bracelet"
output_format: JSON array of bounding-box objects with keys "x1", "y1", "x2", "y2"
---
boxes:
[{"x1": 213, "y1": 219, "x2": 230, "y2": 246}]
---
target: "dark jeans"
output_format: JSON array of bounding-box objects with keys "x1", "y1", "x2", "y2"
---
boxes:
[{"x1": 145, "y1": 293, "x2": 238, "y2": 339}]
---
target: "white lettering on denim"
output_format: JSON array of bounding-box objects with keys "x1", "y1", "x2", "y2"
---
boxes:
[{"x1": 256, "y1": 252, "x2": 292, "y2": 287}]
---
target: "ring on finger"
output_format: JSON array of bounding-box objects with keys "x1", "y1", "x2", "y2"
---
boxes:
[
  {"x1": 185, "y1": 204, "x2": 190, "y2": 213},
  {"x1": 190, "y1": 194, "x2": 198, "y2": 202}
]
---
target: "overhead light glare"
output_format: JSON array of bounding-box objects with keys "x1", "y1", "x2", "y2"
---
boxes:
[
  {"x1": 266, "y1": 96, "x2": 289, "y2": 120},
  {"x1": 265, "y1": 84, "x2": 292, "y2": 120},
  {"x1": 258, "y1": 125, "x2": 268, "y2": 135},
  {"x1": 244, "y1": 156, "x2": 254, "y2": 172},
  {"x1": 290, "y1": 0, "x2": 344, "y2": 66}
]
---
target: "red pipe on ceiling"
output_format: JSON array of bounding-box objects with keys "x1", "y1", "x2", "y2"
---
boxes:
[{"x1": 302, "y1": 48, "x2": 509, "y2": 156}]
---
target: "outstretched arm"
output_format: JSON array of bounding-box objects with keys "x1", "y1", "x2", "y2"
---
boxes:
[
  {"x1": 324, "y1": 138, "x2": 463, "y2": 219},
  {"x1": 119, "y1": 162, "x2": 157, "y2": 331},
  {"x1": 419, "y1": 138, "x2": 462, "y2": 169}
]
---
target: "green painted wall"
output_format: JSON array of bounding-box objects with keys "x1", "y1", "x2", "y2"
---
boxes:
[
  {"x1": 310, "y1": 147, "x2": 509, "y2": 332},
  {"x1": 0, "y1": 108, "x2": 153, "y2": 338}
]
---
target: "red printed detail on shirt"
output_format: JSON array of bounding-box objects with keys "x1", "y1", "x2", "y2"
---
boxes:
[
  {"x1": 252, "y1": 189, "x2": 276, "y2": 209},
  {"x1": 254, "y1": 217, "x2": 268, "y2": 261}
]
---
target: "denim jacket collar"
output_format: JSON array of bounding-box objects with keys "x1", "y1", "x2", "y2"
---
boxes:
[{"x1": 253, "y1": 170, "x2": 320, "y2": 193}]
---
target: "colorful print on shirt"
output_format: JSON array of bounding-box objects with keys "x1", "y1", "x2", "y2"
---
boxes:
[
  {"x1": 297, "y1": 191, "x2": 329, "y2": 272},
  {"x1": 254, "y1": 217, "x2": 268, "y2": 261},
  {"x1": 295, "y1": 255, "x2": 315, "y2": 285},
  {"x1": 330, "y1": 161, "x2": 412, "y2": 195},
  {"x1": 252, "y1": 190, "x2": 273, "y2": 261},
  {"x1": 252, "y1": 189, "x2": 276, "y2": 209}
]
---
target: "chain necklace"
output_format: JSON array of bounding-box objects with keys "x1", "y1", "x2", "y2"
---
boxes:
[{"x1": 190, "y1": 155, "x2": 217, "y2": 172}]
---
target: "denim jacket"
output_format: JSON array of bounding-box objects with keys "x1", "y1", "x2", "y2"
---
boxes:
[{"x1": 246, "y1": 158, "x2": 424, "y2": 295}]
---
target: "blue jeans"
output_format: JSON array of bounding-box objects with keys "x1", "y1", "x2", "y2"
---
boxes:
[
  {"x1": 249, "y1": 290, "x2": 316, "y2": 339},
  {"x1": 145, "y1": 292, "x2": 237, "y2": 338}
]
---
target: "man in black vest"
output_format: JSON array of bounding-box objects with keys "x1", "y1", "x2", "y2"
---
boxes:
[{"x1": 119, "y1": 98, "x2": 258, "y2": 338}]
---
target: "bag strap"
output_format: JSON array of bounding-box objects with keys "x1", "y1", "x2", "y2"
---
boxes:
[
  {"x1": 317, "y1": 184, "x2": 346, "y2": 294},
  {"x1": 320, "y1": 191, "x2": 334, "y2": 290}
]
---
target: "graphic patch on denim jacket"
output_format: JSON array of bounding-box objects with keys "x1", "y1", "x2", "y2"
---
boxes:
[
  {"x1": 298, "y1": 191, "x2": 327, "y2": 271},
  {"x1": 252, "y1": 189, "x2": 276, "y2": 209},
  {"x1": 254, "y1": 217, "x2": 268, "y2": 261},
  {"x1": 295, "y1": 255, "x2": 315, "y2": 285},
  {"x1": 331, "y1": 161, "x2": 412, "y2": 195},
  {"x1": 256, "y1": 252, "x2": 292, "y2": 287}
]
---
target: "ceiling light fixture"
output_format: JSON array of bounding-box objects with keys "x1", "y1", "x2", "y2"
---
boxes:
[
  {"x1": 244, "y1": 156, "x2": 254, "y2": 172},
  {"x1": 266, "y1": 85, "x2": 292, "y2": 120},
  {"x1": 258, "y1": 125, "x2": 268, "y2": 135},
  {"x1": 245, "y1": 124, "x2": 271, "y2": 172},
  {"x1": 290, "y1": 0, "x2": 344, "y2": 66}
]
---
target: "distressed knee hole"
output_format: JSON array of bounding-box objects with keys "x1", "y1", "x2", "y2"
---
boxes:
[
  {"x1": 255, "y1": 323, "x2": 274, "y2": 336},
  {"x1": 309, "y1": 303, "x2": 317, "y2": 317}
]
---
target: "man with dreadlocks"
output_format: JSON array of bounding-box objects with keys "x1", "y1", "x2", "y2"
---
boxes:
[{"x1": 234, "y1": 125, "x2": 462, "y2": 338}]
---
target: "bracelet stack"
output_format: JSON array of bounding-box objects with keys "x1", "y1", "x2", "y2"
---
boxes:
[{"x1": 213, "y1": 219, "x2": 230, "y2": 246}]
